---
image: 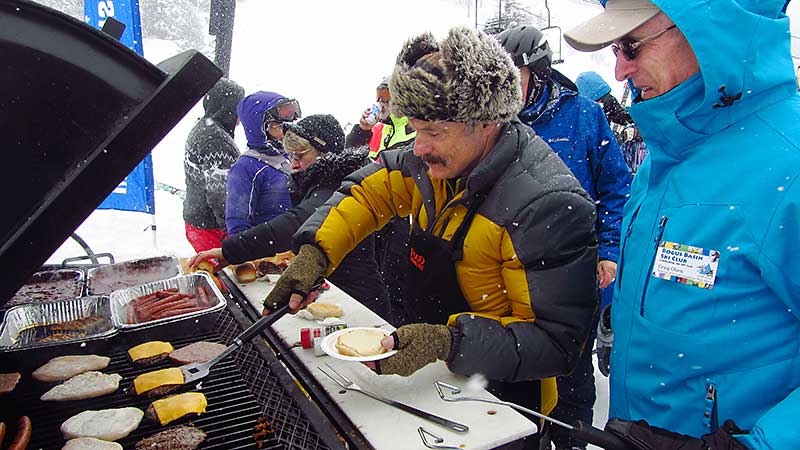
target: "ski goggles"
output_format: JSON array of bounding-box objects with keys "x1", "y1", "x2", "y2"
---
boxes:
[{"x1": 262, "y1": 98, "x2": 301, "y2": 130}]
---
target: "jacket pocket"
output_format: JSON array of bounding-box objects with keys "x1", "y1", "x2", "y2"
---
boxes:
[
  {"x1": 635, "y1": 204, "x2": 745, "y2": 336},
  {"x1": 639, "y1": 215, "x2": 668, "y2": 316}
]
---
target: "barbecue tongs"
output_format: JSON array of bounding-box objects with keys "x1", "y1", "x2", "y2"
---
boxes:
[
  {"x1": 434, "y1": 381, "x2": 634, "y2": 450},
  {"x1": 180, "y1": 302, "x2": 291, "y2": 384}
]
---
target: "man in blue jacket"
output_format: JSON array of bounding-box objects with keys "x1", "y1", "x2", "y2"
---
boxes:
[
  {"x1": 565, "y1": 0, "x2": 800, "y2": 449},
  {"x1": 500, "y1": 26, "x2": 632, "y2": 450}
]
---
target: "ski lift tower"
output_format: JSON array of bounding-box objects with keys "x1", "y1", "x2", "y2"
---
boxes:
[{"x1": 541, "y1": 0, "x2": 564, "y2": 64}]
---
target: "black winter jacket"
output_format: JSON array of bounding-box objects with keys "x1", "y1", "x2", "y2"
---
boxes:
[
  {"x1": 222, "y1": 148, "x2": 390, "y2": 315},
  {"x1": 294, "y1": 121, "x2": 599, "y2": 413}
]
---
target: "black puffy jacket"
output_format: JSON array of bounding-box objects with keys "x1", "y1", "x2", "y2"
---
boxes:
[{"x1": 222, "y1": 147, "x2": 390, "y2": 316}]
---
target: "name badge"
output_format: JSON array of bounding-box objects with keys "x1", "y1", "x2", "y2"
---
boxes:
[{"x1": 652, "y1": 241, "x2": 720, "y2": 289}]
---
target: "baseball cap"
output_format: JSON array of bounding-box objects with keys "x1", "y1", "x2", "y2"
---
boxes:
[{"x1": 564, "y1": 0, "x2": 661, "y2": 52}]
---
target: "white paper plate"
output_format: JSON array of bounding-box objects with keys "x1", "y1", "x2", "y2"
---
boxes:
[{"x1": 320, "y1": 327, "x2": 397, "y2": 362}]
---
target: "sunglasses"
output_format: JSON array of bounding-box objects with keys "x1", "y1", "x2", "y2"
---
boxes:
[
  {"x1": 611, "y1": 24, "x2": 676, "y2": 61},
  {"x1": 288, "y1": 148, "x2": 315, "y2": 161}
]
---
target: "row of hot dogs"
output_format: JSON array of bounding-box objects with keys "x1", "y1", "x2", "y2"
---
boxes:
[{"x1": 124, "y1": 287, "x2": 214, "y2": 324}]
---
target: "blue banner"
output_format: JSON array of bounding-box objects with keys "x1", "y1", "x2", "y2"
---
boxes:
[
  {"x1": 85, "y1": 0, "x2": 155, "y2": 214},
  {"x1": 84, "y1": 0, "x2": 144, "y2": 54}
]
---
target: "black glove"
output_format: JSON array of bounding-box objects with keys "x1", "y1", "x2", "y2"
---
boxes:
[
  {"x1": 376, "y1": 324, "x2": 452, "y2": 377},
  {"x1": 262, "y1": 244, "x2": 327, "y2": 310},
  {"x1": 605, "y1": 418, "x2": 749, "y2": 450},
  {"x1": 597, "y1": 305, "x2": 613, "y2": 377}
]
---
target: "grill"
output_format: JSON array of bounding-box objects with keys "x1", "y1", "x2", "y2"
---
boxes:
[{"x1": 0, "y1": 305, "x2": 342, "y2": 450}]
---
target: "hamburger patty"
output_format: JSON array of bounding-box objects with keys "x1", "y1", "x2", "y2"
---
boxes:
[
  {"x1": 135, "y1": 425, "x2": 206, "y2": 450},
  {"x1": 169, "y1": 341, "x2": 227, "y2": 364},
  {"x1": 0, "y1": 372, "x2": 21, "y2": 394}
]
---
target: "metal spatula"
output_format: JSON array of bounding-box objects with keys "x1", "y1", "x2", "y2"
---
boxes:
[{"x1": 181, "y1": 303, "x2": 290, "y2": 384}]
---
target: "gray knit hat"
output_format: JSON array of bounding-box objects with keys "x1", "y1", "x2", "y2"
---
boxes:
[{"x1": 389, "y1": 26, "x2": 522, "y2": 123}]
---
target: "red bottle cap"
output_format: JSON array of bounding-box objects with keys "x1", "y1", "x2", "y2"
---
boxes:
[{"x1": 300, "y1": 327, "x2": 313, "y2": 349}]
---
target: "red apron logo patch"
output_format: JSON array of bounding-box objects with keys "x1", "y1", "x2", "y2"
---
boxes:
[{"x1": 410, "y1": 247, "x2": 426, "y2": 271}]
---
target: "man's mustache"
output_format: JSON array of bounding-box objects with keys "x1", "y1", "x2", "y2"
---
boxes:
[{"x1": 422, "y1": 155, "x2": 446, "y2": 166}]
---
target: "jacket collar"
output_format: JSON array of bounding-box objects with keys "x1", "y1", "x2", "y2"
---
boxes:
[
  {"x1": 462, "y1": 120, "x2": 527, "y2": 198},
  {"x1": 519, "y1": 79, "x2": 576, "y2": 123}
]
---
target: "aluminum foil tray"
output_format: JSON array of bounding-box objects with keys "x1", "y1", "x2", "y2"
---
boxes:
[
  {"x1": 5, "y1": 269, "x2": 85, "y2": 307},
  {"x1": 86, "y1": 255, "x2": 180, "y2": 295},
  {"x1": 0, "y1": 295, "x2": 115, "y2": 351},
  {"x1": 110, "y1": 272, "x2": 226, "y2": 340}
]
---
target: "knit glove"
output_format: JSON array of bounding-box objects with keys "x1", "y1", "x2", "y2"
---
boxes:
[
  {"x1": 597, "y1": 305, "x2": 613, "y2": 377},
  {"x1": 605, "y1": 418, "x2": 748, "y2": 450},
  {"x1": 377, "y1": 324, "x2": 452, "y2": 377},
  {"x1": 262, "y1": 244, "x2": 327, "y2": 310}
]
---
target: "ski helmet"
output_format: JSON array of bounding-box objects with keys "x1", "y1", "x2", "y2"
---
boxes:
[{"x1": 497, "y1": 25, "x2": 552, "y2": 81}]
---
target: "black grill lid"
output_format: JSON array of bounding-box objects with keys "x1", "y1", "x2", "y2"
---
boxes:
[{"x1": 0, "y1": 0, "x2": 222, "y2": 304}]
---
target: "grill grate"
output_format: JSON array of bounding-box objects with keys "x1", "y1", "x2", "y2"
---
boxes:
[{"x1": 0, "y1": 309, "x2": 332, "y2": 450}]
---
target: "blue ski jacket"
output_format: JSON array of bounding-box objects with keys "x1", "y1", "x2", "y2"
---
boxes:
[
  {"x1": 520, "y1": 77, "x2": 631, "y2": 264},
  {"x1": 610, "y1": 1, "x2": 800, "y2": 448}
]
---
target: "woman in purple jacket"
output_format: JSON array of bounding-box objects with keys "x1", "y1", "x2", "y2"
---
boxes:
[{"x1": 225, "y1": 92, "x2": 298, "y2": 235}]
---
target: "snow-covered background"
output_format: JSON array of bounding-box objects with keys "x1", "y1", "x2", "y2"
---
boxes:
[{"x1": 36, "y1": 0, "x2": 800, "y2": 446}]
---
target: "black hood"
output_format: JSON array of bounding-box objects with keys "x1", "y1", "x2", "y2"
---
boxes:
[
  {"x1": 203, "y1": 77, "x2": 244, "y2": 132},
  {"x1": 0, "y1": 0, "x2": 222, "y2": 304}
]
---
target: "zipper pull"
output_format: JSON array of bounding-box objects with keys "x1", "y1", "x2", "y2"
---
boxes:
[
  {"x1": 655, "y1": 215, "x2": 668, "y2": 244},
  {"x1": 705, "y1": 384, "x2": 716, "y2": 402}
]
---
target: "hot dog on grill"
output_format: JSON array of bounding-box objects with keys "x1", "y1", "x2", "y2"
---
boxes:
[{"x1": 8, "y1": 416, "x2": 31, "y2": 450}]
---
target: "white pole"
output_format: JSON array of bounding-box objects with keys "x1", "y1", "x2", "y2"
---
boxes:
[{"x1": 151, "y1": 214, "x2": 158, "y2": 249}]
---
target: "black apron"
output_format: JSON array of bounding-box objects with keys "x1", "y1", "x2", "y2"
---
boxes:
[
  {"x1": 405, "y1": 192, "x2": 543, "y2": 449},
  {"x1": 404, "y1": 193, "x2": 482, "y2": 324}
]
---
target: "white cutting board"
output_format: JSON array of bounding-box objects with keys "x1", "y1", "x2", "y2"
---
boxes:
[{"x1": 224, "y1": 269, "x2": 537, "y2": 449}]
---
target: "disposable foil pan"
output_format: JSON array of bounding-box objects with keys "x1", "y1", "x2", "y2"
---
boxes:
[
  {"x1": 0, "y1": 295, "x2": 116, "y2": 351},
  {"x1": 5, "y1": 269, "x2": 85, "y2": 307},
  {"x1": 109, "y1": 272, "x2": 226, "y2": 344},
  {"x1": 86, "y1": 255, "x2": 180, "y2": 295}
]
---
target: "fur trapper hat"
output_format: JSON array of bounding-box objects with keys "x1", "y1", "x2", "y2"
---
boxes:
[{"x1": 389, "y1": 26, "x2": 522, "y2": 123}]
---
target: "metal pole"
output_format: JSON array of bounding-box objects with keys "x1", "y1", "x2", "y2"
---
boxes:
[
  {"x1": 210, "y1": 0, "x2": 236, "y2": 76},
  {"x1": 498, "y1": 0, "x2": 502, "y2": 26},
  {"x1": 545, "y1": 0, "x2": 551, "y2": 28},
  {"x1": 475, "y1": 0, "x2": 478, "y2": 29},
  {"x1": 150, "y1": 214, "x2": 158, "y2": 249}
]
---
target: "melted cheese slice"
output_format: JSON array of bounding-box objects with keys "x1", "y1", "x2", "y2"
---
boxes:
[
  {"x1": 128, "y1": 341, "x2": 174, "y2": 362},
  {"x1": 133, "y1": 367, "x2": 184, "y2": 395},
  {"x1": 151, "y1": 392, "x2": 207, "y2": 425}
]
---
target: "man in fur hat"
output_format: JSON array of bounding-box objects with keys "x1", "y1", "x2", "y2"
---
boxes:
[{"x1": 264, "y1": 27, "x2": 599, "y2": 448}]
